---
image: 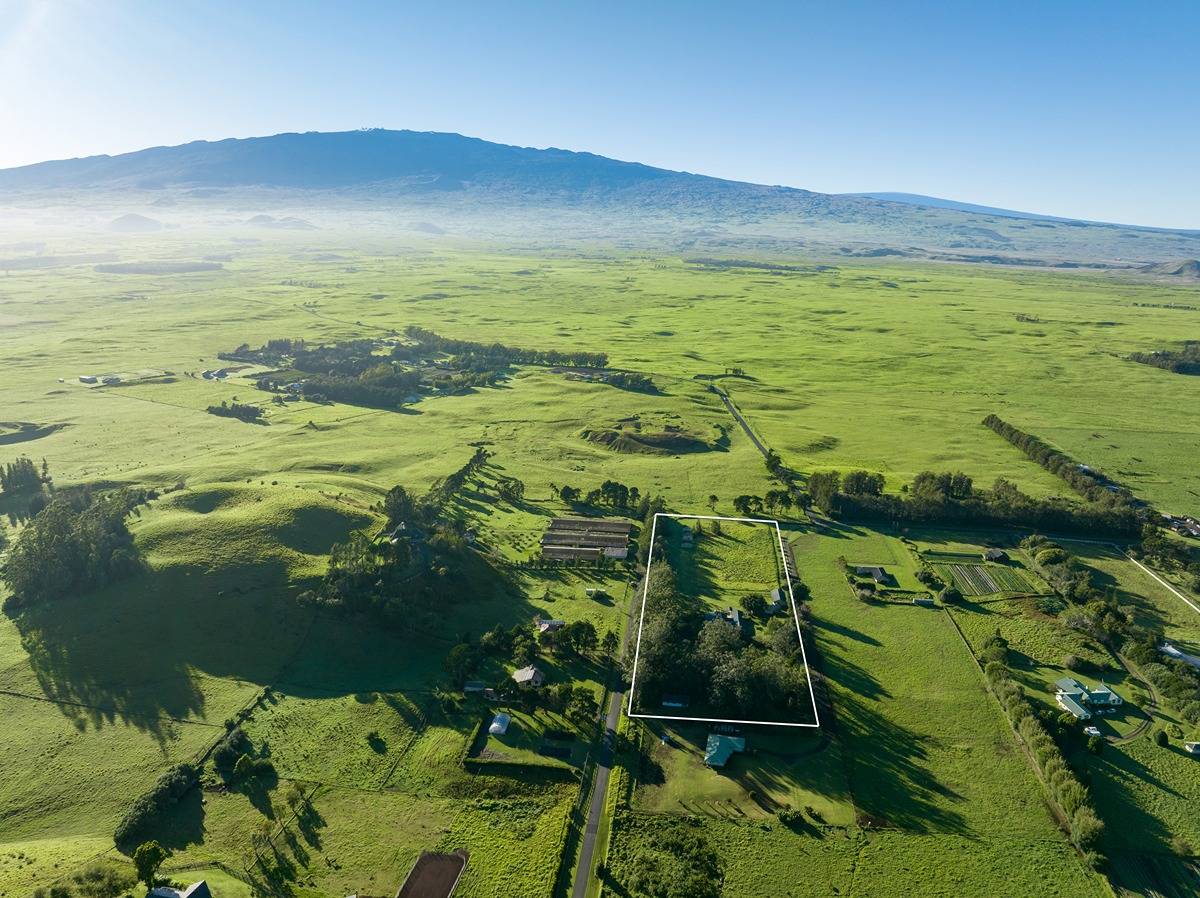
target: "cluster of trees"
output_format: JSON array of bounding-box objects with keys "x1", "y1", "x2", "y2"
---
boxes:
[
  {"x1": 812, "y1": 468, "x2": 1142, "y2": 536},
  {"x1": 1128, "y1": 341, "x2": 1200, "y2": 375},
  {"x1": 2, "y1": 490, "x2": 143, "y2": 609},
  {"x1": 1125, "y1": 633, "x2": 1200, "y2": 727},
  {"x1": 982, "y1": 414, "x2": 1143, "y2": 511},
  {"x1": 731, "y1": 489, "x2": 796, "y2": 517},
  {"x1": 1022, "y1": 536, "x2": 1130, "y2": 643},
  {"x1": 979, "y1": 633, "x2": 1104, "y2": 865},
  {"x1": 219, "y1": 337, "x2": 307, "y2": 366},
  {"x1": 1136, "y1": 523, "x2": 1200, "y2": 590},
  {"x1": 599, "y1": 371, "x2": 656, "y2": 392},
  {"x1": 404, "y1": 326, "x2": 609, "y2": 369},
  {"x1": 630, "y1": 563, "x2": 810, "y2": 720},
  {"x1": 425, "y1": 447, "x2": 492, "y2": 510},
  {"x1": 113, "y1": 763, "x2": 197, "y2": 850},
  {"x1": 206, "y1": 400, "x2": 265, "y2": 423},
  {"x1": 0, "y1": 456, "x2": 48, "y2": 494},
  {"x1": 298, "y1": 365, "x2": 424, "y2": 409}
]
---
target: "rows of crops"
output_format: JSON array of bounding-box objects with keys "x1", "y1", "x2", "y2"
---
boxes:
[{"x1": 932, "y1": 562, "x2": 1033, "y2": 596}]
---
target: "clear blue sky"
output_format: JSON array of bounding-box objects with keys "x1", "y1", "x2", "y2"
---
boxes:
[{"x1": 2, "y1": 0, "x2": 1196, "y2": 227}]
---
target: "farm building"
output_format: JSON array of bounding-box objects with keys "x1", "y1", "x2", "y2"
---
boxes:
[
  {"x1": 1054, "y1": 677, "x2": 1122, "y2": 719},
  {"x1": 535, "y1": 618, "x2": 566, "y2": 634},
  {"x1": 1184, "y1": 742, "x2": 1200, "y2": 756},
  {"x1": 78, "y1": 374, "x2": 98, "y2": 384},
  {"x1": 855, "y1": 566, "x2": 889, "y2": 583},
  {"x1": 488, "y1": 713, "x2": 511, "y2": 735},
  {"x1": 540, "y1": 517, "x2": 633, "y2": 561},
  {"x1": 512, "y1": 665, "x2": 545, "y2": 688},
  {"x1": 584, "y1": 587, "x2": 607, "y2": 598},
  {"x1": 704, "y1": 734, "x2": 746, "y2": 768},
  {"x1": 767, "y1": 587, "x2": 788, "y2": 615},
  {"x1": 151, "y1": 882, "x2": 212, "y2": 898},
  {"x1": 912, "y1": 596, "x2": 936, "y2": 607},
  {"x1": 983, "y1": 548, "x2": 1009, "y2": 562},
  {"x1": 1161, "y1": 642, "x2": 1200, "y2": 670}
]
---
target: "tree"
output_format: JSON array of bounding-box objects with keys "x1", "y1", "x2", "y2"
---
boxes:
[
  {"x1": 559, "y1": 485, "x2": 581, "y2": 503},
  {"x1": 566, "y1": 686, "x2": 600, "y2": 724},
  {"x1": 383, "y1": 485, "x2": 417, "y2": 526},
  {"x1": 564, "y1": 619, "x2": 598, "y2": 655},
  {"x1": 1156, "y1": 729, "x2": 1169, "y2": 747},
  {"x1": 842, "y1": 470, "x2": 884, "y2": 496},
  {"x1": 707, "y1": 494, "x2": 718, "y2": 512},
  {"x1": 740, "y1": 593, "x2": 769, "y2": 618},
  {"x1": 496, "y1": 477, "x2": 525, "y2": 503},
  {"x1": 443, "y1": 642, "x2": 477, "y2": 686},
  {"x1": 807, "y1": 471, "x2": 840, "y2": 512},
  {"x1": 133, "y1": 841, "x2": 169, "y2": 891},
  {"x1": 601, "y1": 630, "x2": 619, "y2": 656}
]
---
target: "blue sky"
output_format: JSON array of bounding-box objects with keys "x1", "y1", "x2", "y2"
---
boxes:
[{"x1": 1, "y1": 0, "x2": 1196, "y2": 227}]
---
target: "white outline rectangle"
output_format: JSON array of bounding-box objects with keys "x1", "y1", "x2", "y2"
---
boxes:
[{"x1": 626, "y1": 512, "x2": 821, "y2": 728}]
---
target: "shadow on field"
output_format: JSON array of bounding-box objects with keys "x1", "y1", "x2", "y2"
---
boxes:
[
  {"x1": 9, "y1": 561, "x2": 303, "y2": 741},
  {"x1": 817, "y1": 628, "x2": 970, "y2": 834}
]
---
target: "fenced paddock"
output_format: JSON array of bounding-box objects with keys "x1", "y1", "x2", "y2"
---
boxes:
[{"x1": 397, "y1": 850, "x2": 468, "y2": 898}]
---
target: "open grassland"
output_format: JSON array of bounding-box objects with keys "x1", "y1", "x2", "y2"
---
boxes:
[
  {"x1": 664, "y1": 518, "x2": 783, "y2": 610},
  {"x1": 2, "y1": 237, "x2": 1197, "y2": 896}
]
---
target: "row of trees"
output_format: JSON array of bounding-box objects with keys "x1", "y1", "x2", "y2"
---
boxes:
[
  {"x1": 2, "y1": 490, "x2": 144, "y2": 609},
  {"x1": 404, "y1": 325, "x2": 609, "y2": 369},
  {"x1": 982, "y1": 414, "x2": 1143, "y2": 511},
  {"x1": 811, "y1": 468, "x2": 1143, "y2": 536},
  {"x1": 1127, "y1": 341, "x2": 1200, "y2": 375},
  {"x1": 0, "y1": 456, "x2": 48, "y2": 494},
  {"x1": 980, "y1": 633, "x2": 1104, "y2": 865}
]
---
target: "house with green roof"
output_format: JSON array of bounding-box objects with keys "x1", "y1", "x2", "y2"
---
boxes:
[{"x1": 704, "y1": 733, "x2": 745, "y2": 768}]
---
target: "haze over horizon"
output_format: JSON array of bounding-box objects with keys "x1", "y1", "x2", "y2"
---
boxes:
[{"x1": 2, "y1": 0, "x2": 1197, "y2": 229}]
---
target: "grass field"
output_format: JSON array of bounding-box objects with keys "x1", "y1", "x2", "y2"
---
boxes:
[{"x1": 2, "y1": 234, "x2": 1197, "y2": 897}]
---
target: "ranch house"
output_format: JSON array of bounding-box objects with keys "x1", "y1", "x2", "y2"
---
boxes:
[
  {"x1": 512, "y1": 665, "x2": 545, "y2": 688},
  {"x1": 1054, "y1": 677, "x2": 1122, "y2": 720}
]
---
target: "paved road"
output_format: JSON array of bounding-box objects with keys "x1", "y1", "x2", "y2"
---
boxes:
[{"x1": 571, "y1": 587, "x2": 635, "y2": 898}]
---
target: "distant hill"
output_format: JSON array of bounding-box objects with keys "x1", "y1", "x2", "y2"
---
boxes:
[
  {"x1": 847, "y1": 192, "x2": 1088, "y2": 224},
  {"x1": 2, "y1": 129, "x2": 1198, "y2": 264},
  {"x1": 1138, "y1": 259, "x2": 1200, "y2": 280}
]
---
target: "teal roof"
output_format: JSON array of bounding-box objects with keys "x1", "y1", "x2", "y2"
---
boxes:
[
  {"x1": 1057, "y1": 693, "x2": 1092, "y2": 719},
  {"x1": 704, "y1": 734, "x2": 746, "y2": 767}
]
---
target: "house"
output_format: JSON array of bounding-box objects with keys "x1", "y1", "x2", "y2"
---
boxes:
[
  {"x1": 767, "y1": 587, "x2": 788, "y2": 615},
  {"x1": 463, "y1": 680, "x2": 487, "y2": 694},
  {"x1": 535, "y1": 618, "x2": 566, "y2": 634},
  {"x1": 704, "y1": 733, "x2": 746, "y2": 768},
  {"x1": 1184, "y1": 742, "x2": 1200, "y2": 756},
  {"x1": 151, "y1": 883, "x2": 212, "y2": 898},
  {"x1": 661, "y1": 694, "x2": 690, "y2": 708},
  {"x1": 1084, "y1": 726, "x2": 1102, "y2": 737},
  {"x1": 681, "y1": 528, "x2": 695, "y2": 548},
  {"x1": 983, "y1": 548, "x2": 1009, "y2": 563},
  {"x1": 704, "y1": 606, "x2": 744, "y2": 631},
  {"x1": 855, "y1": 566, "x2": 888, "y2": 583},
  {"x1": 1054, "y1": 676, "x2": 1122, "y2": 719},
  {"x1": 512, "y1": 665, "x2": 545, "y2": 688},
  {"x1": 78, "y1": 375, "x2": 98, "y2": 384},
  {"x1": 488, "y1": 712, "x2": 511, "y2": 735}
]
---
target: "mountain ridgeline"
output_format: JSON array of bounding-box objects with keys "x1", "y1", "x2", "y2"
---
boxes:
[{"x1": 1, "y1": 129, "x2": 1197, "y2": 263}]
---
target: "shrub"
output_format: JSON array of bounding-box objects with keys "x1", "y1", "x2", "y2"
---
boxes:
[
  {"x1": 114, "y1": 764, "x2": 197, "y2": 850},
  {"x1": 1155, "y1": 729, "x2": 1169, "y2": 747}
]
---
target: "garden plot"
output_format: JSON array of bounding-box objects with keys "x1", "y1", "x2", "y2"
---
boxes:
[{"x1": 934, "y1": 562, "x2": 1033, "y2": 596}]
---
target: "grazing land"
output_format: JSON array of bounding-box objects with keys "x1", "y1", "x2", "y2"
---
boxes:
[{"x1": 0, "y1": 229, "x2": 1198, "y2": 898}]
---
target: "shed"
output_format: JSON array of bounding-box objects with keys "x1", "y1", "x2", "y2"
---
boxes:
[
  {"x1": 463, "y1": 681, "x2": 487, "y2": 694},
  {"x1": 661, "y1": 694, "x2": 690, "y2": 708},
  {"x1": 488, "y1": 713, "x2": 511, "y2": 735},
  {"x1": 855, "y1": 566, "x2": 888, "y2": 583},
  {"x1": 912, "y1": 597, "x2": 936, "y2": 607},
  {"x1": 768, "y1": 587, "x2": 788, "y2": 615},
  {"x1": 1184, "y1": 742, "x2": 1200, "y2": 755},
  {"x1": 983, "y1": 548, "x2": 1009, "y2": 562},
  {"x1": 512, "y1": 665, "x2": 545, "y2": 688},
  {"x1": 536, "y1": 618, "x2": 566, "y2": 634},
  {"x1": 78, "y1": 375, "x2": 98, "y2": 384},
  {"x1": 704, "y1": 734, "x2": 746, "y2": 768}
]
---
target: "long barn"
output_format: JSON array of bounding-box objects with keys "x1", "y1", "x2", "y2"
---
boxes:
[{"x1": 540, "y1": 517, "x2": 633, "y2": 560}]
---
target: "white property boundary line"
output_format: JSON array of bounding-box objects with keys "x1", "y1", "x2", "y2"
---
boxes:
[
  {"x1": 626, "y1": 513, "x2": 822, "y2": 729},
  {"x1": 1122, "y1": 550, "x2": 1200, "y2": 617}
]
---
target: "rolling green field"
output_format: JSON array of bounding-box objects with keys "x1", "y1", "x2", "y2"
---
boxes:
[{"x1": 2, "y1": 231, "x2": 1198, "y2": 898}]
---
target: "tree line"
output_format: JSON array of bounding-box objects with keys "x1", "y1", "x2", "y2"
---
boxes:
[
  {"x1": 206, "y1": 400, "x2": 265, "y2": 423},
  {"x1": 982, "y1": 414, "x2": 1144, "y2": 511},
  {"x1": 810, "y1": 468, "x2": 1143, "y2": 537},
  {"x1": 979, "y1": 633, "x2": 1105, "y2": 867},
  {"x1": 1127, "y1": 341, "x2": 1200, "y2": 375},
  {"x1": 0, "y1": 456, "x2": 49, "y2": 494},
  {"x1": 404, "y1": 325, "x2": 609, "y2": 369}
]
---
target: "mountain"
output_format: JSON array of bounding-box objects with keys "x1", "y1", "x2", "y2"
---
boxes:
[
  {"x1": 847, "y1": 192, "x2": 1086, "y2": 224},
  {"x1": 2, "y1": 129, "x2": 1197, "y2": 264}
]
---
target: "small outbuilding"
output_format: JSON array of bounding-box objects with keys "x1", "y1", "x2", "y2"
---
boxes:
[
  {"x1": 983, "y1": 548, "x2": 1009, "y2": 563},
  {"x1": 855, "y1": 566, "x2": 889, "y2": 583},
  {"x1": 1183, "y1": 742, "x2": 1200, "y2": 756},
  {"x1": 704, "y1": 734, "x2": 746, "y2": 768},
  {"x1": 661, "y1": 694, "x2": 690, "y2": 709},
  {"x1": 151, "y1": 882, "x2": 212, "y2": 898},
  {"x1": 767, "y1": 587, "x2": 788, "y2": 615},
  {"x1": 512, "y1": 665, "x2": 545, "y2": 688},
  {"x1": 488, "y1": 713, "x2": 512, "y2": 735}
]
